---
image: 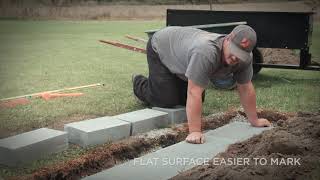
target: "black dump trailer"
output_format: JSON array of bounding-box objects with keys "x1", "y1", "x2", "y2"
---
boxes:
[{"x1": 164, "y1": 9, "x2": 318, "y2": 74}]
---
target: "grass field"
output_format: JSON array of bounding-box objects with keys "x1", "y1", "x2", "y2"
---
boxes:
[
  {"x1": 0, "y1": 20, "x2": 319, "y2": 140},
  {"x1": 0, "y1": 20, "x2": 319, "y2": 178}
]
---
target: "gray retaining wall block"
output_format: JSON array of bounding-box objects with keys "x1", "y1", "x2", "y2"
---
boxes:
[
  {"x1": 64, "y1": 117, "x2": 130, "y2": 147},
  {"x1": 0, "y1": 128, "x2": 68, "y2": 166},
  {"x1": 152, "y1": 107, "x2": 187, "y2": 124},
  {"x1": 114, "y1": 108, "x2": 169, "y2": 135}
]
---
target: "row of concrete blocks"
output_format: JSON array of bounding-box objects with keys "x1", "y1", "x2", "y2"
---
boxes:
[{"x1": 0, "y1": 107, "x2": 187, "y2": 166}]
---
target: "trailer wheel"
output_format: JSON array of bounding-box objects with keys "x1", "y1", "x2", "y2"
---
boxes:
[{"x1": 252, "y1": 48, "x2": 263, "y2": 76}]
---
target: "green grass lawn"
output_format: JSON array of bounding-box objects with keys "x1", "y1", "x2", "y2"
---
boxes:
[
  {"x1": 0, "y1": 20, "x2": 319, "y2": 178},
  {"x1": 0, "y1": 20, "x2": 319, "y2": 139}
]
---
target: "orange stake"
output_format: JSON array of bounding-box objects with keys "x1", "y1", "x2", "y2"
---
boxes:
[
  {"x1": 0, "y1": 83, "x2": 103, "y2": 108},
  {"x1": 125, "y1": 35, "x2": 147, "y2": 44},
  {"x1": 99, "y1": 40, "x2": 146, "y2": 54}
]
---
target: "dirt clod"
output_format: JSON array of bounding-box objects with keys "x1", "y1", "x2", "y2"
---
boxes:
[{"x1": 266, "y1": 130, "x2": 303, "y2": 155}]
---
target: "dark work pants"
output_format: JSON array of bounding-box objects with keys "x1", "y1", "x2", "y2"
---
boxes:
[{"x1": 133, "y1": 38, "x2": 188, "y2": 108}]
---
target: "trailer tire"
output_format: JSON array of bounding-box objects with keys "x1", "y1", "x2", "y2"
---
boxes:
[{"x1": 252, "y1": 48, "x2": 263, "y2": 76}]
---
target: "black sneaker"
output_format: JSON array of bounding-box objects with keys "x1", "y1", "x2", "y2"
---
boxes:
[{"x1": 131, "y1": 74, "x2": 147, "y2": 105}]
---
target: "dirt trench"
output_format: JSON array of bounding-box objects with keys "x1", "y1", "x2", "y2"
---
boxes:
[
  {"x1": 172, "y1": 111, "x2": 320, "y2": 180},
  {"x1": 9, "y1": 110, "x2": 291, "y2": 180}
]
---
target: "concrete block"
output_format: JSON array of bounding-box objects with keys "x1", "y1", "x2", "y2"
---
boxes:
[
  {"x1": 83, "y1": 121, "x2": 271, "y2": 180},
  {"x1": 206, "y1": 121, "x2": 272, "y2": 142},
  {"x1": 64, "y1": 116, "x2": 130, "y2": 147},
  {"x1": 152, "y1": 107, "x2": 187, "y2": 125},
  {"x1": 114, "y1": 108, "x2": 169, "y2": 136},
  {"x1": 0, "y1": 128, "x2": 68, "y2": 166}
]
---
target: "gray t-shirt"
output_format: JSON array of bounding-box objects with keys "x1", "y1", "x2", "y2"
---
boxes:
[{"x1": 151, "y1": 26, "x2": 253, "y2": 88}]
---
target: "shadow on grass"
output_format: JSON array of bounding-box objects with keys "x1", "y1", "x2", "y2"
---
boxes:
[{"x1": 252, "y1": 72, "x2": 320, "y2": 89}]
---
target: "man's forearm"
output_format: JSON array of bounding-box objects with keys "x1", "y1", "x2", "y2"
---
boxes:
[
  {"x1": 186, "y1": 91, "x2": 202, "y2": 132},
  {"x1": 238, "y1": 82, "x2": 258, "y2": 125}
]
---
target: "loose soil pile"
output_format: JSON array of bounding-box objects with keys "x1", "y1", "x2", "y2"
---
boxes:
[
  {"x1": 172, "y1": 111, "x2": 320, "y2": 180},
  {"x1": 260, "y1": 48, "x2": 299, "y2": 65}
]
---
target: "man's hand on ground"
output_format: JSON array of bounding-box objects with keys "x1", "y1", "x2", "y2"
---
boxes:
[
  {"x1": 185, "y1": 132, "x2": 205, "y2": 144},
  {"x1": 251, "y1": 118, "x2": 271, "y2": 127}
]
